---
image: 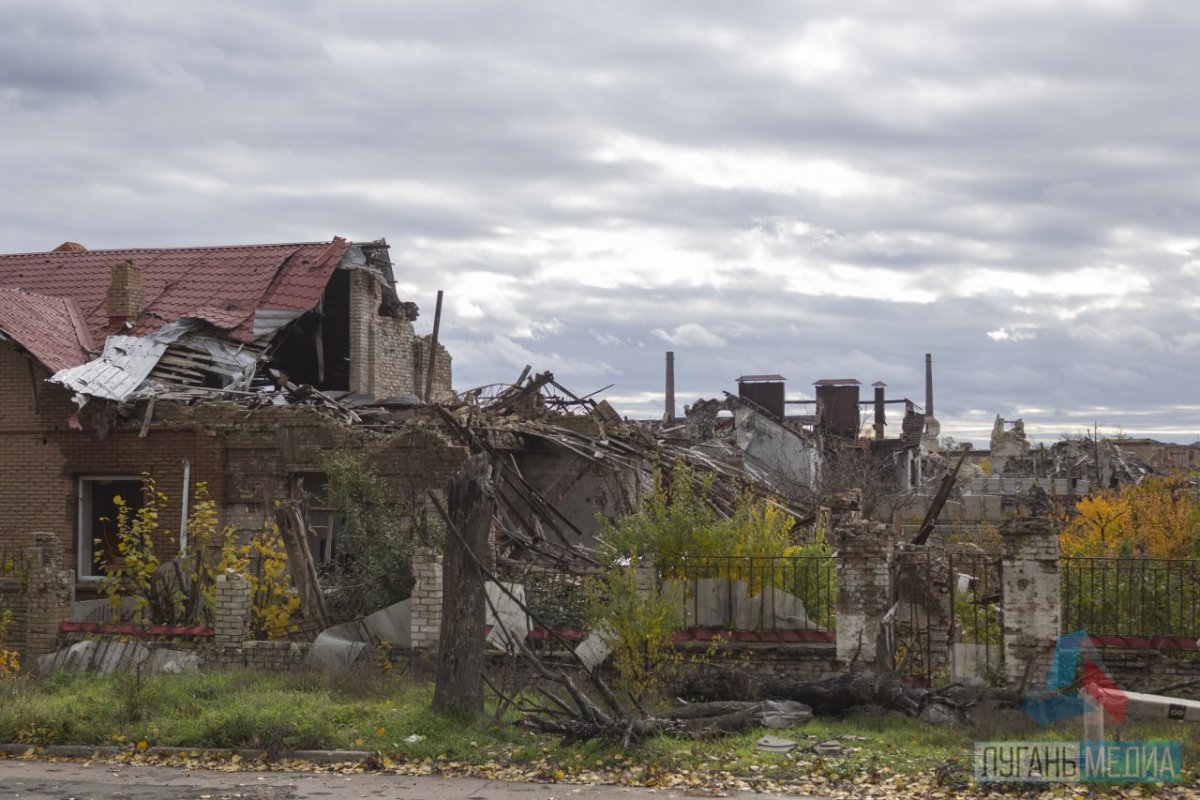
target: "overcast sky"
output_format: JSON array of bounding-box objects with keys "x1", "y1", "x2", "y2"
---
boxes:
[{"x1": 3, "y1": 1, "x2": 1199, "y2": 445}]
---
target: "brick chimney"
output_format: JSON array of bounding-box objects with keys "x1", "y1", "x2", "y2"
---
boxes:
[{"x1": 106, "y1": 260, "x2": 143, "y2": 324}]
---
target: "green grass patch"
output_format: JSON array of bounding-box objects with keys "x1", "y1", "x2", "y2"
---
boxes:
[
  {"x1": 2, "y1": 673, "x2": 1197, "y2": 792},
  {"x1": 0, "y1": 670, "x2": 528, "y2": 757}
]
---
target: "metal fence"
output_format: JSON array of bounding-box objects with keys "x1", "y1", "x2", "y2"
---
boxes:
[
  {"x1": 894, "y1": 549, "x2": 1002, "y2": 686},
  {"x1": 665, "y1": 555, "x2": 836, "y2": 633},
  {"x1": 1062, "y1": 556, "x2": 1200, "y2": 642},
  {"x1": 0, "y1": 545, "x2": 21, "y2": 578}
]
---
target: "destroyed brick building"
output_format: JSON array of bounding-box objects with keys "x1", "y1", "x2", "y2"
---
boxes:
[
  {"x1": 0, "y1": 238, "x2": 458, "y2": 588},
  {"x1": 679, "y1": 361, "x2": 939, "y2": 523}
]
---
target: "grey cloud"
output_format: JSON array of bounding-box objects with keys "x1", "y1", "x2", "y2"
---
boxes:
[{"x1": 4, "y1": 1, "x2": 1200, "y2": 441}]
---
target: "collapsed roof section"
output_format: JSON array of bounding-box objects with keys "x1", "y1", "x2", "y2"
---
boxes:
[
  {"x1": 0, "y1": 239, "x2": 351, "y2": 344},
  {"x1": 0, "y1": 238, "x2": 441, "y2": 406},
  {"x1": 50, "y1": 320, "x2": 261, "y2": 403}
]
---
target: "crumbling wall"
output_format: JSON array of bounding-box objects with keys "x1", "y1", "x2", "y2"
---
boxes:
[
  {"x1": 1001, "y1": 518, "x2": 1059, "y2": 687},
  {"x1": 0, "y1": 532, "x2": 73, "y2": 662},
  {"x1": 733, "y1": 404, "x2": 817, "y2": 490},
  {"x1": 835, "y1": 520, "x2": 893, "y2": 666},
  {"x1": 347, "y1": 269, "x2": 419, "y2": 398},
  {"x1": 990, "y1": 415, "x2": 1031, "y2": 476},
  {"x1": 153, "y1": 402, "x2": 471, "y2": 541},
  {"x1": 505, "y1": 440, "x2": 639, "y2": 551},
  {"x1": 414, "y1": 336, "x2": 454, "y2": 402},
  {"x1": 345, "y1": 270, "x2": 453, "y2": 401}
]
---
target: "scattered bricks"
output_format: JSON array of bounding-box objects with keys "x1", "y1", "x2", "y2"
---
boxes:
[{"x1": 1001, "y1": 517, "x2": 1060, "y2": 687}]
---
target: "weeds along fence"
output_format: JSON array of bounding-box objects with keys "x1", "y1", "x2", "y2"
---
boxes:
[
  {"x1": 0, "y1": 544, "x2": 22, "y2": 578},
  {"x1": 1061, "y1": 556, "x2": 1200, "y2": 642},
  {"x1": 663, "y1": 555, "x2": 836, "y2": 633}
]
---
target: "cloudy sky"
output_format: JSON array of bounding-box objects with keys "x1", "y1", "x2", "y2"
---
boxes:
[{"x1": 3, "y1": 1, "x2": 1200, "y2": 445}]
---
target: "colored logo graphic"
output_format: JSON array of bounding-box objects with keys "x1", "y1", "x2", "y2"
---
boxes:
[{"x1": 1022, "y1": 630, "x2": 1126, "y2": 725}]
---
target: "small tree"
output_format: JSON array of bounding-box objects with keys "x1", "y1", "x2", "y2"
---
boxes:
[
  {"x1": 592, "y1": 461, "x2": 834, "y2": 695},
  {"x1": 586, "y1": 555, "x2": 683, "y2": 700},
  {"x1": 318, "y1": 452, "x2": 430, "y2": 621},
  {"x1": 218, "y1": 508, "x2": 300, "y2": 639},
  {"x1": 95, "y1": 474, "x2": 299, "y2": 634},
  {"x1": 99, "y1": 474, "x2": 165, "y2": 624}
]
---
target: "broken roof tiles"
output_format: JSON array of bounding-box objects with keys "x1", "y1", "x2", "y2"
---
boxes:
[
  {"x1": 0, "y1": 288, "x2": 94, "y2": 372},
  {"x1": 0, "y1": 238, "x2": 351, "y2": 344}
]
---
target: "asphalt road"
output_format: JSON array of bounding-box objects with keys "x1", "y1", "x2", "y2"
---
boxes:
[{"x1": 0, "y1": 760, "x2": 818, "y2": 800}]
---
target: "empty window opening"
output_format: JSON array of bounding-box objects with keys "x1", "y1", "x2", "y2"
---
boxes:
[
  {"x1": 291, "y1": 472, "x2": 337, "y2": 566},
  {"x1": 78, "y1": 476, "x2": 145, "y2": 578}
]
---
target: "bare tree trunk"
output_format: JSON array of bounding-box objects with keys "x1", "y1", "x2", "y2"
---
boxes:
[
  {"x1": 432, "y1": 453, "x2": 493, "y2": 716},
  {"x1": 674, "y1": 667, "x2": 968, "y2": 723}
]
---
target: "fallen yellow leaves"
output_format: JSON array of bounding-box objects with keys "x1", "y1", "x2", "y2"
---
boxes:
[{"x1": 3, "y1": 746, "x2": 1196, "y2": 798}]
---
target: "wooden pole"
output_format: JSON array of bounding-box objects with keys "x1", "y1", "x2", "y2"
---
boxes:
[{"x1": 424, "y1": 289, "x2": 444, "y2": 403}]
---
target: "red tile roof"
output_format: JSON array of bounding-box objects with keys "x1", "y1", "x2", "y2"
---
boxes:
[
  {"x1": 0, "y1": 238, "x2": 350, "y2": 344},
  {"x1": 0, "y1": 289, "x2": 94, "y2": 372}
]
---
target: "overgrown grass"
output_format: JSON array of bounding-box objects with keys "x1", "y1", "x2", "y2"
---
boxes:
[
  {"x1": 0, "y1": 669, "x2": 528, "y2": 757},
  {"x1": 1, "y1": 672, "x2": 1197, "y2": 791}
]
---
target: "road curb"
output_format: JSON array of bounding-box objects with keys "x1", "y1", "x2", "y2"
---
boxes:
[{"x1": 0, "y1": 743, "x2": 373, "y2": 764}]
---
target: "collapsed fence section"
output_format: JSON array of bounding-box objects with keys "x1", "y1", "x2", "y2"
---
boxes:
[
  {"x1": 893, "y1": 547, "x2": 1003, "y2": 686},
  {"x1": 1062, "y1": 556, "x2": 1200, "y2": 645}
]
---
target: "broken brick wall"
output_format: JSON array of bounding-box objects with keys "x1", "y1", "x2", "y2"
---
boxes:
[
  {"x1": 151, "y1": 402, "x2": 470, "y2": 554},
  {"x1": 503, "y1": 438, "x2": 640, "y2": 552},
  {"x1": 414, "y1": 336, "x2": 454, "y2": 403},
  {"x1": 346, "y1": 270, "x2": 453, "y2": 400},
  {"x1": 1, "y1": 339, "x2": 468, "y2": 596},
  {"x1": 0, "y1": 532, "x2": 73, "y2": 662}
]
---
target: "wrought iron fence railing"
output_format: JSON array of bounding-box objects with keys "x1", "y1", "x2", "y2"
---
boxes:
[
  {"x1": 1061, "y1": 556, "x2": 1200, "y2": 643},
  {"x1": 663, "y1": 555, "x2": 836, "y2": 634},
  {"x1": 0, "y1": 545, "x2": 21, "y2": 578}
]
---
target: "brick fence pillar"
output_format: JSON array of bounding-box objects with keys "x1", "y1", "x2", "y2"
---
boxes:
[
  {"x1": 835, "y1": 520, "x2": 893, "y2": 667},
  {"x1": 410, "y1": 547, "x2": 443, "y2": 650},
  {"x1": 1001, "y1": 517, "x2": 1060, "y2": 687},
  {"x1": 21, "y1": 532, "x2": 73, "y2": 659},
  {"x1": 214, "y1": 572, "x2": 252, "y2": 645}
]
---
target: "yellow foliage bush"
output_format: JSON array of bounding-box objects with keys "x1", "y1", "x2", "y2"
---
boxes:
[
  {"x1": 219, "y1": 509, "x2": 300, "y2": 639},
  {"x1": 0, "y1": 609, "x2": 18, "y2": 681},
  {"x1": 1060, "y1": 473, "x2": 1200, "y2": 558},
  {"x1": 99, "y1": 474, "x2": 166, "y2": 624},
  {"x1": 94, "y1": 475, "x2": 299, "y2": 636}
]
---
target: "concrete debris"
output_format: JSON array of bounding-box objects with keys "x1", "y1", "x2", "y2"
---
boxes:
[
  {"x1": 755, "y1": 735, "x2": 797, "y2": 752},
  {"x1": 37, "y1": 639, "x2": 200, "y2": 675}
]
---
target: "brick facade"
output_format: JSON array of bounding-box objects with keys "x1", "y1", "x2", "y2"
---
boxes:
[
  {"x1": 0, "y1": 344, "x2": 225, "y2": 580},
  {"x1": 345, "y1": 270, "x2": 453, "y2": 400},
  {"x1": 0, "y1": 338, "x2": 469, "y2": 597}
]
